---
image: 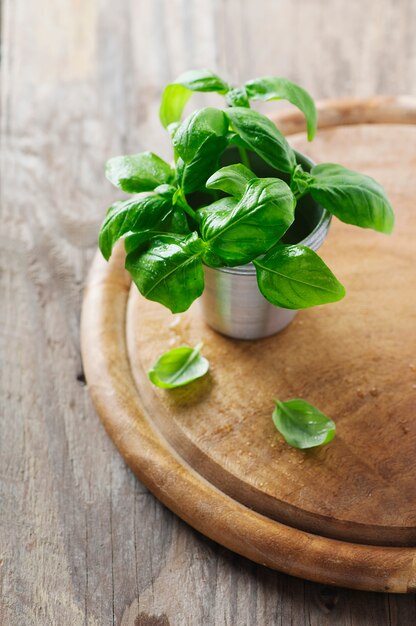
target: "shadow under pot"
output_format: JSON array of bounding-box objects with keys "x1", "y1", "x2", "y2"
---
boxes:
[{"x1": 199, "y1": 150, "x2": 332, "y2": 340}]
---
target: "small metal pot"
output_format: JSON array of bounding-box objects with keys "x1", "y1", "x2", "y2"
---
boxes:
[{"x1": 199, "y1": 152, "x2": 331, "y2": 340}]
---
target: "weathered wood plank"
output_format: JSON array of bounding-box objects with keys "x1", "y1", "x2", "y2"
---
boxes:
[{"x1": 1, "y1": 0, "x2": 416, "y2": 624}]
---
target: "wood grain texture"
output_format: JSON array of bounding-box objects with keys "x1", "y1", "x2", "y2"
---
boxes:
[
  {"x1": 81, "y1": 109, "x2": 416, "y2": 592},
  {"x1": 2, "y1": 0, "x2": 416, "y2": 623}
]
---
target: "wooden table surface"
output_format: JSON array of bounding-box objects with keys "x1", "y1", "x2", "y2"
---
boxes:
[{"x1": 2, "y1": 1, "x2": 416, "y2": 624}]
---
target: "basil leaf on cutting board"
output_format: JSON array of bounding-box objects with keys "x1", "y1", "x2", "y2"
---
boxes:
[
  {"x1": 148, "y1": 342, "x2": 209, "y2": 388},
  {"x1": 272, "y1": 399, "x2": 336, "y2": 449}
]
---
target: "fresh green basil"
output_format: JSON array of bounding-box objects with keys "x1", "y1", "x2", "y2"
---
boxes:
[
  {"x1": 122, "y1": 207, "x2": 190, "y2": 256},
  {"x1": 309, "y1": 164, "x2": 394, "y2": 234},
  {"x1": 173, "y1": 107, "x2": 228, "y2": 163},
  {"x1": 225, "y1": 87, "x2": 250, "y2": 108},
  {"x1": 160, "y1": 85, "x2": 192, "y2": 132},
  {"x1": 272, "y1": 399, "x2": 336, "y2": 449},
  {"x1": 290, "y1": 164, "x2": 313, "y2": 198},
  {"x1": 226, "y1": 132, "x2": 252, "y2": 152},
  {"x1": 124, "y1": 232, "x2": 151, "y2": 255},
  {"x1": 160, "y1": 70, "x2": 229, "y2": 129},
  {"x1": 206, "y1": 164, "x2": 255, "y2": 199},
  {"x1": 125, "y1": 232, "x2": 205, "y2": 313},
  {"x1": 105, "y1": 152, "x2": 174, "y2": 193},
  {"x1": 254, "y1": 244, "x2": 345, "y2": 308},
  {"x1": 153, "y1": 183, "x2": 177, "y2": 198},
  {"x1": 99, "y1": 194, "x2": 187, "y2": 260},
  {"x1": 201, "y1": 178, "x2": 295, "y2": 266},
  {"x1": 226, "y1": 108, "x2": 296, "y2": 173},
  {"x1": 195, "y1": 197, "x2": 238, "y2": 267},
  {"x1": 172, "y1": 108, "x2": 229, "y2": 193},
  {"x1": 148, "y1": 341, "x2": 209, "y2": 389},
  {"x1": 176, "y1": 134, "x2": 228, "y2": 194},
  {"x1": 245, "y1": 77, "x2": 317, "y2": 141},
  {"x1": 173, "y1": 69, "x2": 229, "y2": 93},
  {"x1": 100, "y1": 71, "x2": 395, "y2": 318}
]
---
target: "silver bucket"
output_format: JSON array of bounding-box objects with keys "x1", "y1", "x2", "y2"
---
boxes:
[{"x1": 199, "y1": 154, "x2": 331, "y2": 340}]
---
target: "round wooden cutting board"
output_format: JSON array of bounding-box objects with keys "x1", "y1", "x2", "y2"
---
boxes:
[{"x1": 81, "y1": 98, "x2": 416, "y2": 593}]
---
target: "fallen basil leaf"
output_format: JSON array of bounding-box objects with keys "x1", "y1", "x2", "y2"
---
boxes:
[
  {"x1": 226, "y1": 107, "x2": 296, "y2": 173},
  {"x1": 309, "y1": 164, "x2": 394, "y2": 234},
  {"x1": 105, "y1": 152, "x2": 174, "y2": 193},
  {"x1": 272, "y1": 399, "x2": 336, "y2": 449},
  {"x1": 254, "y1": 244, "x2": 345, "y2": 308},
  {"x1": 245, "y1": 76, "x2": 317, "y2": 141},
  {"x1": 125, "y1": 232, "x2": 205, "y2": 313},
  {"x1": 148, "y1": 341, "x2": 209, "y2": 389}
]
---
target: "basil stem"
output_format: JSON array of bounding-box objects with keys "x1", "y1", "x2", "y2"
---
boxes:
[{"x1": 238, "y1": 146, "x2": 251, "y2": 169}]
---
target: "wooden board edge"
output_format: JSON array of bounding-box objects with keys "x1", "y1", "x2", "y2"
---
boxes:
[{"x1": 269, "y1": 95, "x2": 416, "y2": 137}]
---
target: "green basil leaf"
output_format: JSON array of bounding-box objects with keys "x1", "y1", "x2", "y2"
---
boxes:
[
  {"x1": 309, "y1": 164, "x2": 394, "y2": 234},
  {"x1": 99, "y1": 194, "x2": 189, "y2": 261},
  {"x1": 176, "y1": 134, "x2": 228, "y2": 194},
  {"x1": 104, "y1": 199, "x2": 125, "y2": 218},
  {"x1": 159, "y1": 70, "x2": 229, "y2": 129},
  {"x1": 173, "y1": 69, "x2": 229, "y2": 93},
  {"x1": 99, "y1": 194, "x2": 178, "y2": 260},
  {"x1": 105, "y1": 152, "x2": 174, "y2": 193},
  {"x1": 201, "y1": 178, "x2": 295, "y2": 266},
  {"x1": 225, "y1": 87, "x2": 250, "y2": 108},
  {"x1": 197, "y1": 196, "x2": 239, "y2": 221},
  {"x1": 226, "y1": 132, "x2": 252, "y2": 151},
  {"x1": 160, "y1": 85, "x2": 192, "y2": 130},
  {"x1": 125, "y1": 233, "x2": 205, "y2": 313},
  {"x1": 206, "y1": 164, "x2": 255, "y2": 198},
  {"x1": 124, "y1": 232, "x2": 152, "y2": 255},
  {"x1": 123, "y1": 207, "x2": 190, "y2": 255},
  {"x1": 153, "y1": 184, "x2": 177, "y2": 198},
  {"x1": 148, "y1": 341, "x2": 209, "y2": 389},
  {"x1": 272, "y1": 399, "x2": 336, "y2": 449},
  {"x1": 196, "y1": 197, "x2": 238, "y2": 267},
  {"x1": 173, "y1": 107, "x2": 228, "y2": 163},
  {"x1": 226, "y1": 108, "x2": 296, "y2": 173},
  {"x1": 245, "y1": 77, "x2": 317, "y2": 141},
  {"x1": 254, "y1": 244, "x2": 345, "y2": 308}
]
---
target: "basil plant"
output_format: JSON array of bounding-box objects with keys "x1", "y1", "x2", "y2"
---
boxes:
[{"x1": 99, "y1": 70, "x2": 394, "y2": 313}]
